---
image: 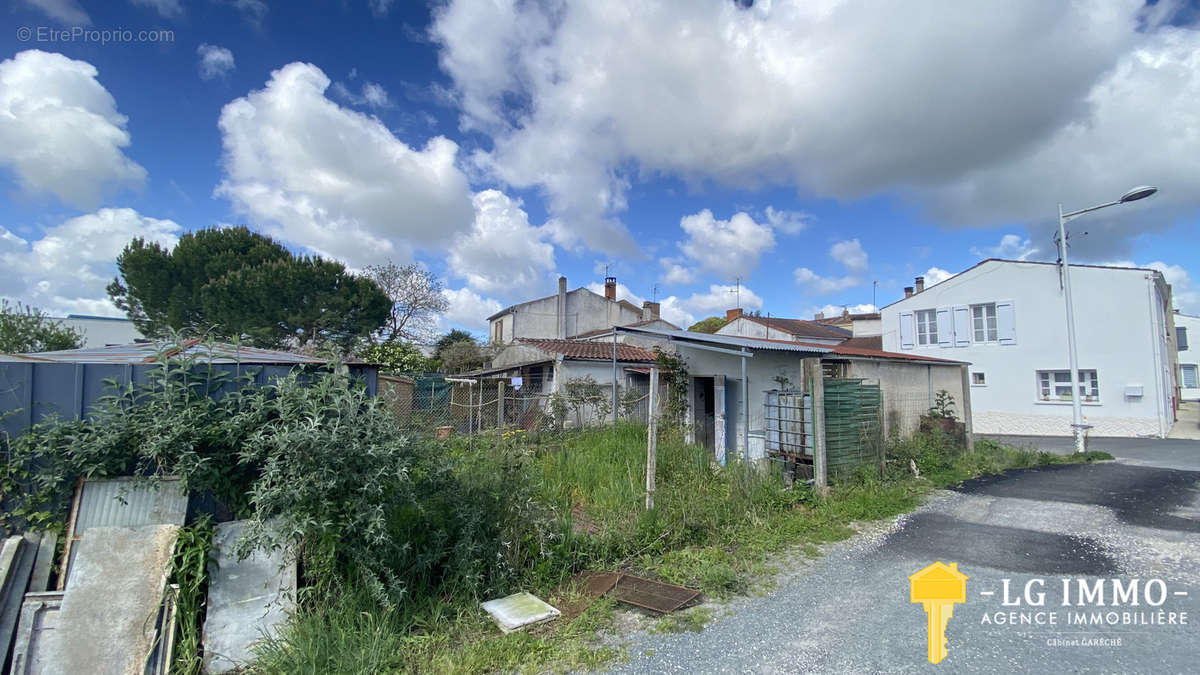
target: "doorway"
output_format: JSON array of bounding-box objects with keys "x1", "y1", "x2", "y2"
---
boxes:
[{"x1": 693, "y1": 376, "x2": 715, "y2": 450}]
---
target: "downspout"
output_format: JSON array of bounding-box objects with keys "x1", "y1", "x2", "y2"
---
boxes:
[{"x1": 1148, "y1": 275, "x2": 1166, "y2": 437}]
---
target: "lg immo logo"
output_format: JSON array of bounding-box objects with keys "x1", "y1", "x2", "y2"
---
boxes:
[
  {"x1": 909, "y1": 562, "x2": 967, "y2": 664},
  {"x1": 910, "y1": 562, "x2": 1191, "y2": 665}
]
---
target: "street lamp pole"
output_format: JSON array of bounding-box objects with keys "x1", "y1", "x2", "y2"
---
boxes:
[{"x1": 1056, "y1": 186, "x2": 1157, "y2": 453}]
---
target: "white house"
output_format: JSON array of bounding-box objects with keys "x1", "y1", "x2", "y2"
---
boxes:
[
  {"x1": 1176, "y1": 312, "x2": 1200, "y2": 401},
  {"x1": 880, "y1": 259, "x2": 1177, "y2": 438}
]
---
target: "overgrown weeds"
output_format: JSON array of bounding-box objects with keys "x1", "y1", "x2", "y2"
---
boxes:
[{"x1": 170, "y1": 516, "x2": 214, "y2": 675}]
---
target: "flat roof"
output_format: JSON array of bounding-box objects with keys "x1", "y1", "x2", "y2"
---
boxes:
[{"x1": 614, "y1": 326, "x2": 832, "y2": 355}]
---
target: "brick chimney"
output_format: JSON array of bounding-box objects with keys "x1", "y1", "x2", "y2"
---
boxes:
[
  {"x1": 642, "y1": 301, "x2": 660, "y2": 321},
  {"x1": 604, "y1": 276, "x2": 617, "y2": 300},
  {"x1": 914, "y1": 276, "x2": 925, "y2": 294},
  {"x1": 725, "y1": 308, "x2": 743, "y2": 322},
  {"x1": 904, "y1": 286, "x2": 914, "y2": 299}
]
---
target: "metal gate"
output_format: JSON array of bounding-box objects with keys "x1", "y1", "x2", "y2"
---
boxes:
[{"x1": 764, "y1": 389, "x2": 813, "y2": 460}]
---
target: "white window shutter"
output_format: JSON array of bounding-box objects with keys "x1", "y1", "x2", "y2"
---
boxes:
[
  {"x1": 996, "y1": 300, "x2": 1016, "y2": 345},
  {"x1": 953, "y1": 305, "x2": 970, "y2": 347},
  {"x1": 899, "y1": 311, "x2": 914, "y2": 350},
  {"x1": 936, "y1": 307, "x2": 953, "y2": 347}
]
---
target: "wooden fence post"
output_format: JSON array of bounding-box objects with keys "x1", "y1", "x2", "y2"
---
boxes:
[
  {"x1": 805, "y1": 358, "x2": 828, "y2": 494},
  {"x1": 646, "y1": 366, "x2": 659, "y2": 510},
  {"x1": 497, "y1": 379, "x2": 505, "y2": 440}
]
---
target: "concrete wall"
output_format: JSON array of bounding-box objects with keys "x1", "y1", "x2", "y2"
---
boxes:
[
  {"x1": 717, "y1": 317, "x2": 843, "y2": 345},
  {"x1": 852, "y1": 317, "x2": 882, "y2": 337},
  {"x1": 53, "y1": 316, "x2": 143, "y2": 348},
  {"x1": 489, "y1": 289, "x2": 643, "y2": 343},
  {"x1": 1177, "y1": 313, "x2": 1200, "y2": 401},
  {"x1": 842, "y1": 359, "x2": 966, "y2": 437},
  {"x1": 880, "y1": 260, "x2": 1173, "y2": 437}
]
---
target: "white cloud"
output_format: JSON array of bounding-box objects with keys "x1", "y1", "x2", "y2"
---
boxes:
[
  {"x1": 676, "y1": 209, "x2": 776, "y2": 281},
  {"x1": 1147, "y1": 262, "x2": 1198, "y2": 314},
  {"x1": 682, "y1": 283, "x2": 764, "y2": 316},
  {"x1": 216, "y1": 61, "x2": 475, "y2": 269},
  {"x1": 431, "y1": 0, "x2": 1198, "y2": 257},
  {"x1": 222, "y1": 0, "x2": 268, "y2": 27},
  {"x1": 197, "y1": 44, "x2": 235, "y2": 81},
  {"x1": 794, "y1": 238, "x2": 870, "y2": 294},
  {"x1": 659, "y1": 258, "x2": 697, "y2": 286},
  {"x1": 447, "y1": 190, "x2": 555, "y2": 300},
  {"x1": 132, "y1": 0, "x2": 183, "y2": 19},
  {"x1": 923, "y1": 267, "x2": 956, "y2": 286},
  {"x1": 656, "y1": 296, "x2": 694, "y2": 328},
  {"x1": 368, "y1": 0, "x2": 394, "y2": 18},
  {"x1": 0, "y1": 208, "x2": 181, "y2": 316},
  {"x1": 813, "y1": 303, "x2": 878, "y2": 316},
  {"x1": 22, "y1": 0, "x2": 90, "y2": 24},
  {"x1": 794, "y1": 268, "x2": 859, "y2": 295},
  {"x1": 830, "y1": 239, "x2": 869, "y2": 275},
  {"x1": 332, "y1": 80, "x2": 392, "y2": 108},
  {"x1": 1101, "y1": 260, "x2": 1199, "y2": 313},
  {"x1": 441, "y1": 287, "x2": 502, "y2": 331},
  {"x1": 765, "y1": 206, "x2": 813, "y2": 235},
  {"x1": 0, "y1": 50, "x2": 146, "y2": 209},
  {"x1": 970, "y1": 233, "x2": 1040, "y2": 261},
  {"x1": 918, "y1": 25, "x2": 1200, "y2": 257}
]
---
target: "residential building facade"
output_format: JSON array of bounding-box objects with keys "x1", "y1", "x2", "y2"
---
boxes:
[
  {"x1": 53, "y1": 314, "x2": 144, "y2": 348},
  {"x1": 880, "y1": 259, "x2": 1177, "y2": 438},
  {"x1": 1176, "y1": 311, "x2": 1200, "y2": 401},
  {"x1": 487, "y1": 276, "x2": 652, "y2": 343}
]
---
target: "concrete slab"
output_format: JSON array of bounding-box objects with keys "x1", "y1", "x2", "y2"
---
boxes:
[
  {"x1": 481, "y1": 592, "x2": 560, "y2": 633},
  {"x1": 202, "y1": 520, "x2": 296, "y2": 673},
  {"x1": 42, "y1": 525, "x2": 179, "y2": 675},
  {"x1": 26, "y1": 532, "x2": 56, "y2": 594},
  {"x1": 1, "y1": 534, "x2": 37, "y2": 669},
  {"x1": 65, "y1": 478, "x2": 187, "y2": 587},
  {"x1": 8, "y1": 592, "x2": 62, "y2": 675}
]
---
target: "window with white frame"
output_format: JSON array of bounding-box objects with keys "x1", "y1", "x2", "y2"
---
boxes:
[
  {"x1": 916, "y1": 309, "x2": 938, "y2": 345},
  {"x1": 971, "y1": 303, "x2": 998, "y2": 343},
  {"x1": 1183, "y1": 364, "x2": 1198, "y2": 389},
  {"x1": 1037, "y1": 369, "x2": 1099, "y2": 401},
  {"x1": 972, "y1": 372, "x2": 986, "y2": 386}
]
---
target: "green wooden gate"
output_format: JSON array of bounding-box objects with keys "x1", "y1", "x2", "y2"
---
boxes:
[{"x1": 823, "y1": 378, "x2": 884, "y2": 479}]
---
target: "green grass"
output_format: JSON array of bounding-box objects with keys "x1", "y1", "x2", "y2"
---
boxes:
[{"x1": 250, "y1": 425, "x2": 1110, "y2": 674}]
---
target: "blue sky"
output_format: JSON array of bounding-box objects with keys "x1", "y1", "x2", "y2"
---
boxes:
[{"x1": 2, "y1": 0, "x2": 1198, "y2": 335}]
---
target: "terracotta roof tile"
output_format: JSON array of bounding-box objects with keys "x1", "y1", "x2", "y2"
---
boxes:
[{"x1": 517, "y1": 338, "x2": 658, "y2": 362}]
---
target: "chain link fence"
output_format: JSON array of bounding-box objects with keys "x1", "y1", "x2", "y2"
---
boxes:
[{"x1": 377, "y1": 372, "x2": 659, "y2": 439}]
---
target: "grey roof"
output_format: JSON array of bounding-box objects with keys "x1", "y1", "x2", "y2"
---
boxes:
[
  {"x1": 613, "y1": 326, "x2": 832, "y2": 355},
  {"x1": 0, "y1": 339, "x2": 368, "y2": 365}
]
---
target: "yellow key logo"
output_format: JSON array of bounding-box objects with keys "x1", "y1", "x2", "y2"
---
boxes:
[{"x1": 910, "y1": 562, "x2": 968, "y2": 664}]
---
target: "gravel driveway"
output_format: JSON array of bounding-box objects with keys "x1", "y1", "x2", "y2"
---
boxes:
[{"x1": 609, "y1": 447, "x2": 1200, "y2": 673}]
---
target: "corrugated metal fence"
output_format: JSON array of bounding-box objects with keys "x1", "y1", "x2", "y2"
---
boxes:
[{"x1": 0, "y1": 362, "x2": 378, "y2": 442}]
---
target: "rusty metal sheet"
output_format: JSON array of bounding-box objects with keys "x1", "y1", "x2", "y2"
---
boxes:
[
  {"x1": 575, "y1": 571, "x2": 619, "y2": 597},
  {"x1": 609, "y1": 574, "x2": 700, "y2": 613}
]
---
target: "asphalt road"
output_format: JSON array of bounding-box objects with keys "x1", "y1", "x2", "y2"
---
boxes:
[{"x1": 610, "y1": 442, "x2": 1200, "y2": 673}]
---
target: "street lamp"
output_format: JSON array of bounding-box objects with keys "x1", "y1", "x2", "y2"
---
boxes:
[{"x1": 1057, "y1": 185, "x2": 1157, "y2": 453}]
